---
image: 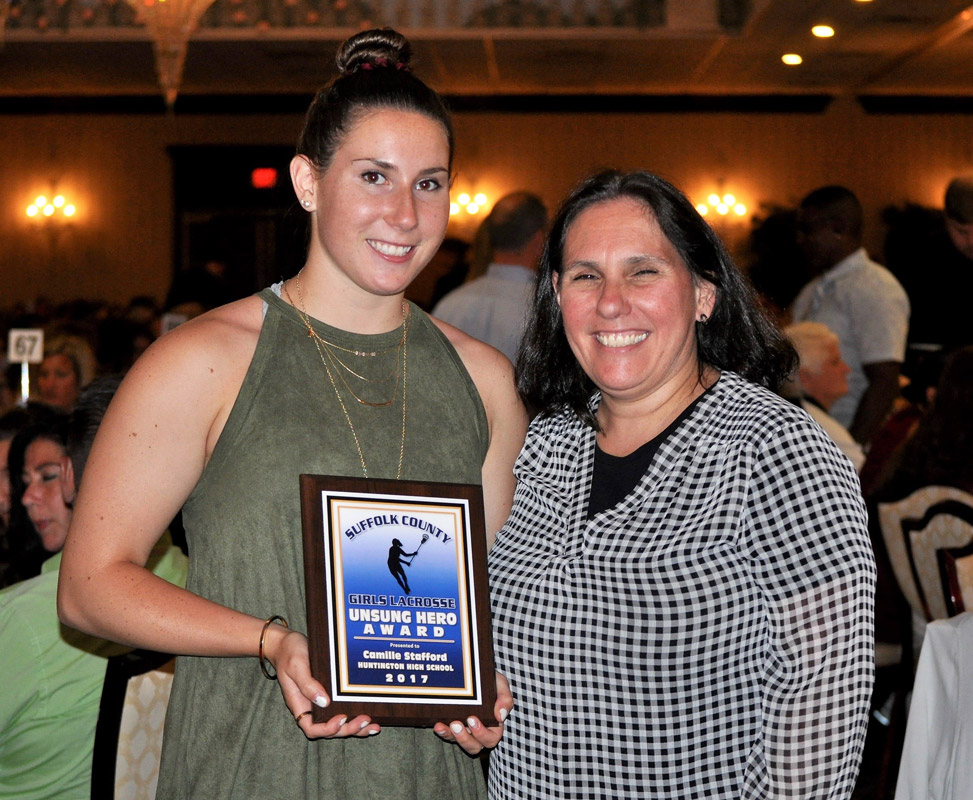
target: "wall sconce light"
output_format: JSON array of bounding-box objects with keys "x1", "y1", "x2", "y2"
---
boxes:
[
  {"x1": 26, "y1": 194, "x2": 77, "y2": 221},
  {"x1": 696, "y1": 193, "x2": 747, "y2": 219},
  {"x1": 450, "y1": 193, "x2": 489, "y2": 217}
]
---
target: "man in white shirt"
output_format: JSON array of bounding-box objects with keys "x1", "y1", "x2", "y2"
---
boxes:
[
  {"x1": 432, "y1": 192, "x2": 547, "y2": 363},
  {"x1": 791, "y1": 185, "x2": 910, "y2": 446}
]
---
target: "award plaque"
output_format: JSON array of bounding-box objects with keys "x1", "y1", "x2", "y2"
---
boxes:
[{"x1": 300, "y1": 474, "x2": 498, "y2": 726}]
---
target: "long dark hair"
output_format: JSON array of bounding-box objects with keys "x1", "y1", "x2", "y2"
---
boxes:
[
  {"x1": 516, "y1": 170, "x2": 797, "y2": 429},
  {"x1": 296, "y1": 28, "x2": 454, "y2": 172}
]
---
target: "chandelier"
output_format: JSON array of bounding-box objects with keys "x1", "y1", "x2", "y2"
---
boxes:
[{"x1": 124, "y1": 0, "x2": 217, "y2": 108}]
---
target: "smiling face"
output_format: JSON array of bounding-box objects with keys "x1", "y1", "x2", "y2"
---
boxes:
[
  {"x1": 37, "y1": 353, "x2": 80, "y2": 410},
  {"x1": 554, "y1": 197, "x2": 715, "y2": 407},
  {"x1": 21, "y1": 437, "x2": 73, "y2": 553},
  {"x1": 294, "y1": 109, "x2": 451, "y2": 303}
]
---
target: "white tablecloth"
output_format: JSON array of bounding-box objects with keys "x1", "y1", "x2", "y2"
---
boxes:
[{"x1": 895, "y1": 611, "x2": 973, "y2": 799}]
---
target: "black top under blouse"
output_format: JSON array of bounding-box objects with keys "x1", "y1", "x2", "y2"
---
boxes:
[{"x1": 587, "y1": 388, "x2": 710, "y2": 519}]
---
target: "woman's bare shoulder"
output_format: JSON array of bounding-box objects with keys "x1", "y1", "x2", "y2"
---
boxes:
[
  {"x1": 111, "y1": 296, "x2": 265, "y2": 446},
  {"x1": 431, "y1": 317, "x2": 513, "y2": 384},
  {"x1": 141, "y1": 296, "x2": 263, "y2": 372},
  {"x1": 430, "y1": 317, "x2": 522, "y2": 419}
]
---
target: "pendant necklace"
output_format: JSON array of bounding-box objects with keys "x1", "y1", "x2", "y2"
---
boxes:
[{"x1": 285, "y1": 271, "x2": 408, "y2": 479}]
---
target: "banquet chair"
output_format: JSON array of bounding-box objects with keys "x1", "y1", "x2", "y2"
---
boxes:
[
  {"x1": 877, "y1": 485, "x2": 973, "y2": 630},
  {"x1": 91, "y1": 649, "x2": 176, "y2": 800},
  {"x1": 937, "y1": 539, "x2": 973, "y2": 617},
  {"x1": 873, "y1": 486, "x2": 973, "y2": 797}
]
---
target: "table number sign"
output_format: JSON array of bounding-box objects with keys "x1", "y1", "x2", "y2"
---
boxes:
[{"x1": 7, "y1": 328, "x2": 44, "y2": 403}]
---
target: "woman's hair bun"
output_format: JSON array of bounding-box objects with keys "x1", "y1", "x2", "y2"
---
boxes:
[{"x1": 336, "y1": 28, "x2": 413, "y2": 76}]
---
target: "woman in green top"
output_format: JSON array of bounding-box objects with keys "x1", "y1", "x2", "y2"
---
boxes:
[{"x1": 58, "y1": 28, "x2": 526, "y2": 799}]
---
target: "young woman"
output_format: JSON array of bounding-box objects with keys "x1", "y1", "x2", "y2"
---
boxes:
[{"x1": 58, "y1": 28, "x2": 525, "y2": 799}]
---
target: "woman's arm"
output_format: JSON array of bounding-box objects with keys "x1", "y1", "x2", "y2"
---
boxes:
[
  {"x1": 57, "y1": 301, "x2": 376, "y2": 739},
  {"x1": 742, "y1": 421, "x2": 875, "y2": 798},
  {"x1": 58, "y1": 304, "x2": 258, "y2": 652}
]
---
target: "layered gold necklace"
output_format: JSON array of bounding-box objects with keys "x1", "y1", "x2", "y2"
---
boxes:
[{"x1": 285, "y1": 270, "x2": 409, "y2": 479}]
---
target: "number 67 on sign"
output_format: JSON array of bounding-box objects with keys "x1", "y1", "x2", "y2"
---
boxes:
[{"x1": 7, "y1": 328, "x2": 44, "y2": 404}]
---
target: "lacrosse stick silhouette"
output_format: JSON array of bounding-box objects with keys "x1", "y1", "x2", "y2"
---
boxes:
[{"x1": 407, "y1": 533, "x2": 430, "y2": 565}]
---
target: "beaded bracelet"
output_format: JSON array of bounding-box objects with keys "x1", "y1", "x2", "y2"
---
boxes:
[{"x1": 258, "y1": 615, "x2": 289, "y2": 680}]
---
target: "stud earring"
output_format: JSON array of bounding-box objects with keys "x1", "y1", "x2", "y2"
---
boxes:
[
  {"x1": 697, "y1": 313, "x2": 709, "y2": 324},
  {"x1": 302, "y1": 199, "x2": 312, "y2": 209}
]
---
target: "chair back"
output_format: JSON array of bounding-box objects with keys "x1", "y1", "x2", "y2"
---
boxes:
[
  {"x1": 878, "y1": 486, "x2": 973, "y2": 622},
  {"x1": 91, "y1": 649, "x2": 175, "y2": 800},
  {"x1": 937, "y1": 539, "x2": 973, "y2": 617}
]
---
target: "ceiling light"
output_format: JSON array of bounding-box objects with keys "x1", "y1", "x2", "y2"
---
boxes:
[
  {"x1": 812, "y1": 25, "x2": 835, "y2": 38},
  {"x1": 781, "y1": 53, "x2": 803, "y2": 66}
]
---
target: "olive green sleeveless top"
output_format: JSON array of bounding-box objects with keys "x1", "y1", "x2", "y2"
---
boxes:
[{"x1": 157, "y1": 288, "x2": 490, "y2": 799}]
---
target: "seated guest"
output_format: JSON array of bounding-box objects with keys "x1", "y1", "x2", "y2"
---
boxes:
[
  {"x1": 0, "y1": 404, "x2": 67, "y2": 588},
  {"x1": 784, "y1": 321, "x2": 865, "y2": 472},
  {"x1": 2, "y1": 409, "x2": 69, "y2": 588},
  {"x1": 0, "y1": 377, "x2": 188, "y2": 800},
  {"x1": 36, "y1": 332, "x2": 97, "y2": 412}
]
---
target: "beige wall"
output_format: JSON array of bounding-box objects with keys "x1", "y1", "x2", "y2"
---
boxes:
[{"x1": 2, "y1": 98, "x2": 971, "y2": 307}]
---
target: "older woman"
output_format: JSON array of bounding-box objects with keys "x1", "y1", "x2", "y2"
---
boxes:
[{"x1": 488, "y1": 170, "x2": 875, "y2": 799}]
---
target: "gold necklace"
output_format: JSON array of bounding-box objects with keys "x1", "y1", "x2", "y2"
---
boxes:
[
  {"x1": 285, "y1": 273, "x2": 408, "y2": 479},
  {"x1": 309, "y1": 320, "x2": 404, "y2": 408},
  {"x1": 289, "y1": 274, "x2": 406, "y2": 402},
  {"x1": 304, "y1": 319, "x2": 403, "y2": 359},
  {"x1": 291, "y1": 276, "x2": 403, "y2": 358},
  {"x1": 319, "y1": 346, "x2": 400, "y2": 384}
]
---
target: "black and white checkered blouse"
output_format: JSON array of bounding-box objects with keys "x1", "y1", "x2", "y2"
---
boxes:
[{"x1": 488, "y1": 371, "x2": 875, "y2": 799}]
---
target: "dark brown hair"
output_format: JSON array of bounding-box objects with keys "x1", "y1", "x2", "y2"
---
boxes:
[
  {"x1": 517, "y1": 169, "x2": 797, "y2": 429},
  {"x1": 296, "y1": 28, "x2": 454, "y2": 172}
]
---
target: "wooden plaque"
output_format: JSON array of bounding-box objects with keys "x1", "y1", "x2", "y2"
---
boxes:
[{"x1": 300, "y1": 474, "x2": 498, "y2": 726}]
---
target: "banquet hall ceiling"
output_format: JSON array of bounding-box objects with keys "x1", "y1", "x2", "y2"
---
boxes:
[{"x1": 2, "y1": 0, "x2": 973, "y2": 108}]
